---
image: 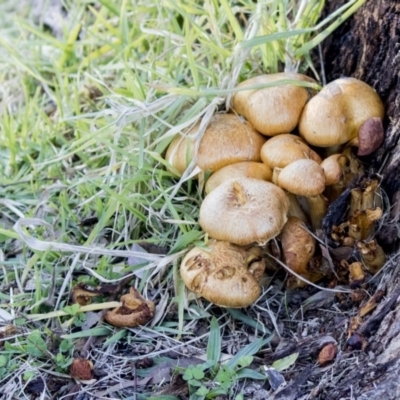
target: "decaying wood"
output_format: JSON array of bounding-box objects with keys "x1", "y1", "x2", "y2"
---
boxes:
[{"x1": 317, "y1": 1, "x2": 400, "y2": 398}]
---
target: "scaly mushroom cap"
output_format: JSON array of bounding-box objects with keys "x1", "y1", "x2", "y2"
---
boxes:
[
  {"x1": 199, "y1": 178, "x2": 289, "y2": 245},
  {"x1": 205, "y1": 161, "x2": 272, "y2": 194},
  {"x1": 260, "y1": 133, "x2": 322, "y2": 169},
  {"x1": 232, "y1": 73, "x2": 316, "y2": 136},
  {"x1": 180, "y1": 240, "x2": 265, "y2": 307},
  {"x1": 165, "y1": 114, "x2": 265, "y2": 176},
  {"x1": 197, "y1": 114, "x2": 265, "y2": 172},
  {"x1": 299, "y1": 77, "x2": 384, "y2": 148},
  {"x1": 277, "y1": 159, "x2": 326, "y2": 196}
]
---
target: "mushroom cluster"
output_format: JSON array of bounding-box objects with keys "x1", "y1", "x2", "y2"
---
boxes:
[{"x1": 165, "y1": 73, "x2": 385, "y2": 307}]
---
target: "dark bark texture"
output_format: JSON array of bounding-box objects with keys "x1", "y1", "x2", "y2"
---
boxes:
[
  {"x1": 322, "y1": 0, "x2": 400, "y2": 198},
  {"x1": 318, "y1": 1, "x2": 400, "y2": 398}
]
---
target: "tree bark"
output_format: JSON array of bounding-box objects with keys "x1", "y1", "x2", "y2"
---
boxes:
[
  {"x1": 321, "y1": 0, "x2": 400, "y2": 198},
  {"x1": 318, "y1": 1, "x2": 400, "y2": 398}
]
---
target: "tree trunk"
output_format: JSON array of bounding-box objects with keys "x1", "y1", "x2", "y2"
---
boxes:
[
  {"x1": 318, "y1": 1, "x2": 400, "y2": 398},
  {"x1": 322, "y1": 0, "x2": 400, "y2": 198}
]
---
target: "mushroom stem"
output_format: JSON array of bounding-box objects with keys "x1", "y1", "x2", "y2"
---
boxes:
[
  {"x1": 272, "y1": 168, "x2": 281, "y2": 185},
  {"x1": 357, "y1": 240, "x2": 386, "y2": 274},
  {"x1": 349, "y1": 177, "x2": 382, "y2": 216},
  {"x1": 307, "y1": 194, "x2": 328, "y2": 230},
  {"x1": 286, "y1": 192, "x2": 308, "y2": 222},
  {"x1": 348, "y1": 208, "x2": 383, "y2": 241}
]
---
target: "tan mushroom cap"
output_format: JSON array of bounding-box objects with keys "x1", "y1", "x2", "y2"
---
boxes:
[
  {"x1": 232, "y1": 73, "x2": 316, "y2": 136},
  {"x1": 180, "y1": 240, "x2": 265, "y2": 308},
  {"x1": 165, "y1": 114, "x2": 265, "y2": 176},
  {"x1": 277, "y1": 159, "x2": 326, "y2": 196},
  {"x1": 104, "y1": 288, "x2": 155, "y2": 328},
  {"x1": 165, "y1": 132, "x2": 195, "y2": 176},
  {"x1": 320, "y1": 154, "x2": 348, "y2": 186},
  {"x1": 199, "y1": 178, "x2": 289, "y2": 245},
  {"x1": 260, "y1": 133, "x2": 322, "y2": 169},
  {"x1": 205, "y1": 161, "x2": 272, "y2": 194},
  {"x1": 299, "y1": 77, "x2": 384, "y2": 147}
]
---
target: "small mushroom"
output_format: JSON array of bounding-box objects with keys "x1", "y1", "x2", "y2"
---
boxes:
[
  {"x1": 276, "y1": 159, "x2": 327, "y2": 230},
  {"x1": 165, "y1": 114, "x2": 266, "y2": 176},
  {"x1": 280, "y1": 217, "x2": 322, "y2": 288},
  {"x1": 70, "y1": 358, "x2": 94, "y2": 381},
  {"x1": 260, "y1": 133, "x2": 322, "y2": 169},
  {"x1": 180, "y1": 240, "x2": 265, "y2": 308},
  {"x1": 320, "y1": 154, "x2": 347, "y2": 186},
  {"x1": 299, "y1": 77, "x2": 384, "y2": 155},
  {"x1": 205, "y1": 161, "x2": 272, "y2": 194},
  {"x1": 71, "y1": 283, "x2": 102, "y2": 306},
  {"x1": 232, "y1": 73, "x2": 316, "y2": 136},
  {"x1": 325, "y1": 148, "x2": 364, "y2": 201},
  {"x1": 199, "y1": 178, "x2": 290, "y2": 245},
  {"x1": 104, "y1": 288, "x2": 155, "y2": 328}
]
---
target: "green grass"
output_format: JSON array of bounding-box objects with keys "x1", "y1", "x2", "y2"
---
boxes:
[{"x1": 0, "y1": 0, "x2": 366, "y2": 398}]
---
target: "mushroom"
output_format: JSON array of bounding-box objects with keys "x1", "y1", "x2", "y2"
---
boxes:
[
  {"x1": 280, "y1": 217, "x2": 322, "y2": 288},
  {"x1": 205, "y1": 161, "x2": 272, "y2": 194},
  {"x1": 232, "y1": 73, "x2": 316, "y2": 136},
  {"x1": 71, "y1": 283, "x2": 103, "y2": 306},
  {"x1": 165, "y1": 130, "x2": 195, "y2": 176},
  {"x1": 276, "y1": 159, "x2": 327, "y2": 230},
  {"x1": 104, "y1": 288, "x2": 155, "y2": 328},
  {"x1": 299, "y1": 77, "x2": 384, "y2": 155},
  {"x1": 199, "y1": 178, "x2": 290, "y2": 246},
  {"x1": 180, "y1": 240, "x2": 266, "y2": 308},
  {"x1": 323, "y1": 148, "x2": 365, "y2": 201},
  {"x1": 260, "y1": 133, "x2": 322, "y2": 170},
  {"x1": 70, "y1": 359, "x2": 94, "y2": 381},
  {"x1": 320, "y1": 154, "x2": 347, "y2": 186},
  {"x1": 165, "y1": 113, "x2": 266, "y2": 176}
]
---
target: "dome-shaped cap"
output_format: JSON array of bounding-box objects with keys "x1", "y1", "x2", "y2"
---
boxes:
[
  {"x1": 299, "y1": 77, "x2": 384, "y2": 148},
  {"x1": 199, "y1": 178, "x2": 289, "y2": 245},
  {"x1": 205, "y1": 161, "x2": 272, "y2": 194},
  {"x1": 232, "y1": 73, "x2": 316, "y2": 136},
  {"x1": 260, "y1": 133, "x2": 322, "y2": 169},
  {"x1": 197, "y1": 114, "x2": 265, "y2": 172},
  {"x1": 165, "y1": 114, "x2": 265, "y2": 176},
  {"x1": 180, "y1": 240, "x2": 265, "y2": 308},
  {"x1": 277, "y1": 159, "x2": 325, "y2": 196}
]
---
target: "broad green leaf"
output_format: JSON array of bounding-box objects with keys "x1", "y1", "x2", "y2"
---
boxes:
[
  {"x1": 196, "y1": 386, "x2": 209, "y2": 396},
  {"x1": 0, "y1": 355, "x2": 7, "y2": 368},
  {"x1": 272, "y1": 353, "x2": 299, "y2": 372},
  {"x1": 236, "y1": 368, "x2": 266, "y2": 380},
  {"x1": 192, "y1": 367, "x2": 205, "y2": 380},
  {"x1": 226, "y1": 337, "x2": 272, "y2": 369},
  {"x1": 26, "y1": 331, "x2": 47, "y2": 357},
  {"x1": 236, "y1": 355, "x2": 253, "y2": 368},
  {"x1": 62, "y1": 304, "x2": 80, "y2": 316},
  {"x1": 207, "y1": 316, "x2": 221, "y2": 367}
]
